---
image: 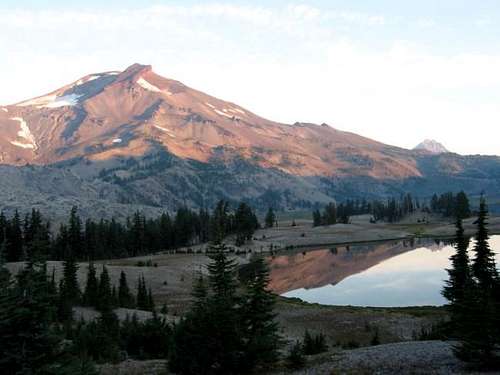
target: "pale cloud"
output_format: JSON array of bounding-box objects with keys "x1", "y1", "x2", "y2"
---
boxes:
[
  {"x1": 416, "y1": 18, "x2": 436, "y2": 28},
  {"x1": 475, "y1": 16, "x2": 492, "y2": 27}
]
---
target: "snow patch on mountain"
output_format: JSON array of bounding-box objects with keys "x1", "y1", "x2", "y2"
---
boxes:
[
  {"x1": 137, "y1": 77, "x2": 173, "y2": 96},
  {"x1": 154, "y1": 125, "x2": 176, "y2": 138},
  {"x1": 18, "y1": 93, "x2": 81, "y2": 108},
  {"x1": 213, "y1": 108, "x2": 233, "y2": 119},
  {"x1": 74, "y1": 75, "x2": 101, "y2": 86},
  {"x1": 414, "y1": 139, "x2": 449, "y2": 154},
  {"x1": 137, "y1": 78, "x2": 161, "y2": 92},
  {"x1": 44, "y1": 94, "x2": 82, "y2": 108},
  {"x1": 112, "y1": 138, "x2": 122, "y2": 144},
  {"x1": 10, "y1": 117, "x2": 37, "y2": 150},
  {"x1": 18, "y1": 94, "x2": 57, "y2": 107},
  {"x1": 229, "y1": 108, "x2": 245, "y2": 115}
]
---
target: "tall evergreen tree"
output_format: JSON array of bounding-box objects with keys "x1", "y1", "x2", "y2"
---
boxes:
[
  {"x1": 147, "y1": 287, "x2": 155, "y2": 312},
  {"x1": 234, "y1": 203, "x2": 258, "y2": 246},
  {"x1": 454, "y1": 197, "x2": 500, "y2": 368},
  {"x1": 312, "y1": 209, "x2": 322, "y2": 227},
  {"x1": 136, "y1": 275, "x2": 149, "y2": 311},
  {"x1": 241, "y1": 257, "x2": 281, "y2": 370},
  {"x1": 6, "y1": 210, "x2": 23, "y2": 262},
  {"x1": 83, "y1": 262, "x2": 99, "y2": 308},
  {"x1": 97, "y1": 265, "x2": 113, "y2": 312},
  {"x1": 170, "y1": 243, "x2": 244, "y2": 374},
  {"x1": 455, "y1": 191, "x2": 471, "y2": 219},
  {"x1": 210, "y1": 200, "x2": 230, "y2": 243},
  {"x1": 129, "y1": 212, "x2": 145, "y2": 257},
  {"x1": 443, "y1": 218, "x2": 472, "y2": 337},
  {"x1": 322, "y1": 203, "x2": 337, "y2": 225},
  {"x1": 191, "y1": 274, "x2": 208, "y2": 312},
  {"x1": 118, "y1": 270, "x2": 135, "y2": 308},
  {"x1": 443, "y1": 218, "x2": 471, "y2": 305},
  {"x1": 0, "y1": 243, "x2": 9, "y2": 287},
  {"x1": 264, "y1": 207, "x2": 276, "y2": 228},
  {"x1": 68, "y1": 206, "x2": 84, "y2": 259},
  {"x1": 471, "y1": 198, "x2": 498, "y2": 288},
  {"x1": 59, "y1": 254, "x2": 80, "y2": 320},
  {"x1": 0, "y1": 258, "x2": 62, "y2": 373}
]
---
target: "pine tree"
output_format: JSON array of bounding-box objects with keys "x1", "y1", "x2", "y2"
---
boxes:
[
  {"x1": 97, "y1": 265, "x2": 113, "y2": 312},
  {"x1": 111, "y1": 286, "x2": 118, "y2": 307},
  {"x1": 147, "y1": 287, "x2": 155, "y2": 312},
  {"x1": 83, "y1": 262, "x2": 99, "y2": 308},
  {"x1": 286, "y1": 341, "x2": 305, "y2": 369},
  {"x1": 47, "y1": 267, "x2": 57, "y2": 297},
  {"x1": 454, "y1": 197, "x2": 500, "y2": 368},
  {"x1": 0, "y1": 240, "x2": 9, "y2": 286},
  {"x1": 6, "y1": 210, "x2": 23, "y2": 262},
  {"x1": 208, "y1": 244, "x2": 238, "y2": 300},
  {"x1": 234, "y1": 203, "x2": 258, "y2": 246},
  {"x1": 471, "y1": 198, "x2": 498, "y2": 288},
  {"x1": 323, "y1": 203, "x2": 337, "y2": 225},
  {"x1": 0, "y1": 258, "x2": 62, "y2": 373},
  {"x1": 455, "y1": 191, "x2": 471, "y2": 219},
  {"x1": 264, "y1": 207, "x2": 276, "y2": 228},
  {"x1": 118, "y1": 270, "x2": 134, "y2": 308},
  {"x1": 68, "y1": 206, "x2": 84, "y2": 258},
  {"x1": 209, "y1": 200, "x2": 230, "y2": 243},
  {"x1": 312, "y1": 209, "x2": 322, "y2": 227},
  {"x1": 130, "y1": 212, "x2": 145, "y2": 257},
  {"x1": 136, "y1": 275, "x2": 149, "y2": 310},
  {"x1": 170, "y1": 243, "x2": 244, "y2": 374},
  {"x1": 59, "y1": 255, "x2": 80, "y2": 320},
  {"x1": 0, "y1": 212, "x2": 6, "y2": 251},
  {"x1": 159, "y1": 213, "x2": 173, "y2": 250},
  {"x1": 241, "y1": 257, "x2": 281, "y2": 369},
  {"x1": 443, "y1": 218, "x2": 471, "y2": 309},
  {"x1": 191, "y1": 274, "x2": 208, "y2": 313}
]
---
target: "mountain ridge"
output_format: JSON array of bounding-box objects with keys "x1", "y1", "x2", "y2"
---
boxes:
[
  {"x1": 0, "y1": 63, "x2": 421, "y2": 178},
  {"x1": 0, "y1": 64, "x2": 499, "y2": 217}
]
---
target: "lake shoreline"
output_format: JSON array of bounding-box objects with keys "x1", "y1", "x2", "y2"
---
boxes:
[{"x1": 270, "y1": 228, "x2": 500, "y2": 253}]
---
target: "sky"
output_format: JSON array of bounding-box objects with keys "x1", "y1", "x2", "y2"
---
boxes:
[{"x1": 1, "y1": 0, "x2": 499, "y2": 155}]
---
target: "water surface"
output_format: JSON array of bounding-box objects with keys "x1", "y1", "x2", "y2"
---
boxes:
[{"x1": 268, "y1": 235, "x2": 500, "y2": 307}]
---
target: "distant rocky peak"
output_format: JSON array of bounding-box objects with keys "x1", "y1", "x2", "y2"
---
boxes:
[{"x1": 414, "y1": 139, "x2": 449, "y2": 154}]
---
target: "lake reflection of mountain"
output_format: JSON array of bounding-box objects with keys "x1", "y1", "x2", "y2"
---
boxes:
[
  {"x1": 268, "y1": 238, "x2": 443, "y2": 295},
  {"x1": 270, "y1": 236, "x2": 499, "y2": 307}
]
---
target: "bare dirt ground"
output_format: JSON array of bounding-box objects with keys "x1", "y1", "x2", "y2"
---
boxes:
[
  {"x1": 273, "y1": 340, "x2": 494, "y2": 375},
  {"x1": 274, "y1": 299, "x2": 446, "y2": 348},
  {"x1": 98, "y1": 341, "x2": 493, "y2": 375},
  {"x1": 7, "y1": 254, "x2": 219, "y2": 316}
]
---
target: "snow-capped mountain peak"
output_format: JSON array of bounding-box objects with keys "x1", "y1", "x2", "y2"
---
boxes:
[{"x1": 414, "y1": 139, "x2": 449, "y2": 154}]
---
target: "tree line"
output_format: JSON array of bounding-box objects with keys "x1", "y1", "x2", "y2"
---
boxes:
[
  {"x1": 313, "y1": 191, "x2": 471, "y2": 226},
  {"x1": 0, "y1": 241, "x2": 287, "y2": 374},
  {"x1": 443, "y1": 197, "x2": 500, "y2": 369},
  {"x1": 0, "y1": 200, "x2": 259, "y2": 262}
]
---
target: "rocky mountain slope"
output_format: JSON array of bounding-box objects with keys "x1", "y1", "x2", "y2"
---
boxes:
[{"x1": 0, "y1": 64, "x2": 499, "y2": 217}]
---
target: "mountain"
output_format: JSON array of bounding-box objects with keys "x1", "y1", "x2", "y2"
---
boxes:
[
  {"x1": 0, "y1": 63, "x2": 418, "y2": 178},
  {"x1": 0, "y1": 64, "x2": 499, "y2": 218},
  {"x1": 414, "y1": 139, "x2": 449, "y2": 154}
]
